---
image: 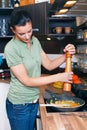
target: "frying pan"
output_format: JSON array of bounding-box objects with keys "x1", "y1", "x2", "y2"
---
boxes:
[{"x1": 45, "y1": 89, "x2": 85, "y2": 112}]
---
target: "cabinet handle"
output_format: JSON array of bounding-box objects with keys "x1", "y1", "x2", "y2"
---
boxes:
[{"x1": 32, "y1": 28, "x2": 39, "y2": 32}]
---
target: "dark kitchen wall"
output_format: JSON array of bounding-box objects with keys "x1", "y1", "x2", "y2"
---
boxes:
[
  {"x1": 37, "y1": 35, "x2": 76, "y2": 54},
  {"x1": 0, "y1": 34, "x2": 76, "y2": 53},
  {"x1": 37, "y1": 35, "x2": 76, "y2": 74}
]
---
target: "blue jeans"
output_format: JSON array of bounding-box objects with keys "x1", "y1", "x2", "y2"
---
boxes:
[{"x1": 6, "y1": 98, "x2": 39, "y2": 130}]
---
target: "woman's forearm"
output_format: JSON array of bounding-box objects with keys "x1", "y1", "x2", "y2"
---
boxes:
[
  {"x1": 47, "y1": 54, "x2": 66, "y2": 70},
  {"x1": 10, "y1": 60, "x2": 73, "y2": 88},
  {"x1": 21, "y1": 72, "x2": 72, "y2": 87}
]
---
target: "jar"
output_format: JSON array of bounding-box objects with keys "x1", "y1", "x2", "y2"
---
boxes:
[
  {"x1": 77, "y1": 29, "x2": 83, "y2": 39},
  {"x1": 1, "y1": 0, "x2": 11, "y2": 7},
  {"x1": 1, "y1": 0, "x2": 5, "y2": 8},
  {"x1": 65, "y1": 27, "x2": 71, "y2": 34},
  {"x1": 83, "y1": 30, "x2": 87, "y2": 39},
  {"x1": 55, "y1": 26, "x2": 62, "y2": 34}
]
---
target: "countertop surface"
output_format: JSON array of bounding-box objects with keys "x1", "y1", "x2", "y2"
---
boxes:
[{"x1": 0, "y1": 79, "x2": 10, "y2": 84}]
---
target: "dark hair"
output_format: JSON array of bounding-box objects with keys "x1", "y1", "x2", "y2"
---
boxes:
[{"x1": 9, "y1": 9, "x2": 32, "y2": 29}]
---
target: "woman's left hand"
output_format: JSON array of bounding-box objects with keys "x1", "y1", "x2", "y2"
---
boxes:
[{"x1": 63, "y1": 44, "x2": 76, "y2": 55}]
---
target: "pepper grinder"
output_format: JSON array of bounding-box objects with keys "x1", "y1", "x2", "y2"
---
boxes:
[{"x1": 63, "y1": 52, "x2": 72, "y2": 92}]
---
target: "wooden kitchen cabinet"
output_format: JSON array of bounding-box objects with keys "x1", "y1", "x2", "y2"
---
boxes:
[
  {"x1": 20, "y1": 2, "x2": 77, "y2": 36},
  {"x1": 20, "y1": 0, "x2": 35, "y2": 6},
  {"x1": 20, "y1": 0, "x2": 54, "y2": 6},
  {"x1": 18, "y1": 2, "x2": 51, "y2": 35},
  {"x1": 50, "y1": 0, "x2": 55, "y2": 3}
]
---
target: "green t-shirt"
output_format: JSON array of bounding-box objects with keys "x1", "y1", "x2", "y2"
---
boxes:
[{"x1": 4, "y1": 36, "x2": 43, "y2": 104}]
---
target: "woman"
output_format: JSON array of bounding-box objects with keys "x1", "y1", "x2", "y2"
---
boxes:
[{"x1": 4, "y1": 9, "x2": 75, "y2": 130}]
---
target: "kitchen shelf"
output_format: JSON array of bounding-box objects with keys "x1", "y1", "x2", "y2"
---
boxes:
[
  {"x1": 49, "y1": 17, "x2": 76, "y2": 21},
  {"x1": 0, "y1": 35, "x2": 13, "y2": 38},
  {"x1": 48, "y1": 33, "x2": 76, "y2": 37},
  {"x1": 0, "y1": 7, "x2": 13, "y2": 15},
  {"x1": 49, "y1": 17, "x2": 76, "y2": 28},
  {"x1": 0, "y1": 7, "x2": 13, "y2": 9},
  {"x1": 48, "y1": 16, "x2": 77, "y2": 38}
]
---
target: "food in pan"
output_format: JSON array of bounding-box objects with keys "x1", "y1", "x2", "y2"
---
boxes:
[{"x1": 50, "y1": 100, "x2": 80, "y2": 108}]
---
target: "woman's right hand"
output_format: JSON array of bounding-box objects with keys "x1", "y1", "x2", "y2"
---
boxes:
[{"x1": 57, "y1": 72, "x2": 73, "y2": 83}]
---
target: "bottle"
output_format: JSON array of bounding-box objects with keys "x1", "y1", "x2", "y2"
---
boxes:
[
  {"x1": 1, "y1": 0, "x2": 5, "y2": 8},
  {"x1": 14, "y1": 0, "x2": 20, "y2": 7},
  {"x1": 8, "y1": 0, "x2": 13, "y2": 7},
  {"x1": 1, "y1": 19, "x2": 7, "y2": 36}
]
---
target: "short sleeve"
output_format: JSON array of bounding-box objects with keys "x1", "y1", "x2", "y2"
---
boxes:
[{"x1": 4, "y1": 42, "x2": 23, "y2": 67}]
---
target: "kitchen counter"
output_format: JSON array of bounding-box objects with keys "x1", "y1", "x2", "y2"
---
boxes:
[
  {"x1": 0, "y1": 79, "x2": 10, "y2": 84},
  {"x1": 39, "y1": 84, "x2": 87, "y2": 130}
]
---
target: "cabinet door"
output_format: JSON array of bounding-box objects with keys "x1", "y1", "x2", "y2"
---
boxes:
[{"x1": 19, "y1": 2, "x2": 50, "y2": 35}]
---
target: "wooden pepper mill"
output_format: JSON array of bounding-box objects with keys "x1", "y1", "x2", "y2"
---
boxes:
[{"x1": 63, "y1": 52, "x2": 72, "y2": 92}]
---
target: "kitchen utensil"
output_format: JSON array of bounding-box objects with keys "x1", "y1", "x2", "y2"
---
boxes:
[
  {"x1": 45, "y1": 96, "x2": 85, "y2": 112},
  {"x1": 44, "y1": 89, "x2": 85, "y2": 112},
  {"x1": 63, "y1": 52, "x2": 72, "y2": 91}
]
